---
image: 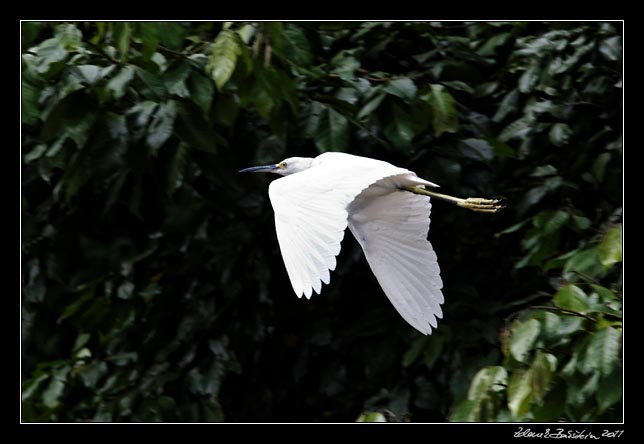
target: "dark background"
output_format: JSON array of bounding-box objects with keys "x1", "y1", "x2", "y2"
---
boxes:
[{"x1": 21, "y1": 21, "x2": 622, "y2": 422}]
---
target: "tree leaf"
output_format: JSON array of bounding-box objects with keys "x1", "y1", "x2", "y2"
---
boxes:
[
  {"x1": 113, "y1": 22, "x2": 131, "y2": 63},
  {"x1": 22, "y1": 81, "x2": 40, "y2": 126},
  {"x1": 549, "y1": 123, "x2": 572, "y2": 147},
  {"x1": 165, "y1": 142, "x2": 188, "y2": 196},
  {"x1": 139, "y1": 22, "x2": 159, "y2": 60},
  {"x1": 425, "y1": 84, "x2": 458, "y2": 137},
  {"x1": 533, "y1": 210, "x2": 569, "y2": 235},
  {"x1": 597, "y1": 225, "x2": 622, "y2": 270},
  {"x1": 77, "y1": 65, "x2": 103, "y2": 85},
  {"x1": 519, "y1": 61, "x2": 540, "y2": 93},
  {"x1": 402, "y1": 336, "x2": 426, "y2": 367},
  {"x1": 208, "y1": 30, "x2": 240, "y2": 91},
  {"x1": 467, "y1": 366, "x2": 508, "y2": 400},
  {"x1": 384, "y1": 104, "x2": 414, "y2": 149},
  {"x1": 283, "y1": 24, "x2": 312, "y2": 66},
  {"x1": 563, "y1": 248, "x2": 603, "y2": 278},
  {"x1": 146, "y1": 101, "x2": 177, "y2": 152},
  {"x1": 383, "y1": 78, "x2": 417, "y2": 103},
  {"x1": 554, "y1": 284, "x2": 591, "y2": 314},
  {"x1": 117, "y1": 282, "x2": 135, "y2": 300},
  {"x1": 315, "y1": 106, "x2": 348, "y2": 152},
  {"x1": 356, "y1": 412, "x2": 387, "y2": 422},
  {"x1": 531, "y1": 352, "x2": 556, "y2": 403},
  {"x1": 158, "y1": 22, "x2": 186, "y2": 49},
  {"x1": 599, "y1": 36, "x2": 621, "y2": 62},
  {"x1": 449, "y1": 399, "x2": 480, "y2": 422},
  {"x1": 42, "y1": 365, "x2": 70, "y2": 409},
  {"x1": 106, "y1": 66, "x2": 135, "y2": 100},
  {"x1": 164, "y1": 63, "x2": 191, "y2": 98},
  {"x1": 24, "y1": 144, "x2": 47, "y2": 163},
  {"x1": 583, "y1": 326, "x2": 621, "y2": 376},
  {"x1": 357, "y1": 91, "x2": 386, "y2": 120},
  {"x1": 596, "y1": 367, "x2": 622, "y2": 412},
  {"x1": 189, "y1": 71, "x2": 214, "y2": 117},
  {"x1": 507, "y1": 368, "x2": 533, "y2": 418},
  {"x1": 135, "y1": 67, "x2": 167, "y2": 99},
  {"x1": 510, "y1": 319, "x2": 541, "y2": 363},
  {"x1": 460, "y1": 138, "x2": 494, "y2": 162}
]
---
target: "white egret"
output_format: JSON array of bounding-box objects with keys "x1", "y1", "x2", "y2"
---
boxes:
[{"x1": 240, "y1": 152, "x2": 501, "y2": 335}]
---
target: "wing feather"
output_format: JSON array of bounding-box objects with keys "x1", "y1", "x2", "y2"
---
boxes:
[
  {"x1": 268, "y1": 154, "x2": 414, "y2": 298},
  {"x1": 267, "y1": 152, "x2": 444, "y2": 334},
  {"x1": 348, "y1": 178, "x2": 444, "y2": 335}
]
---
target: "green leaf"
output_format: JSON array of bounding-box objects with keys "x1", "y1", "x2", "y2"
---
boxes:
[
  {"x1": 315, "y1": 106, "x2": 349, "y2": 152},
  {"x1": 533, "y1": 210, "x2": 569, "y2": 235},
  {"x1": 21, "y1": 21, "x2": 42, "y2": 49},
  {"x1": 596, "y1": 367, "x2": 622, "y2": 412},
  {"x1": 117, "y1": 281, "x2": 135, "y2": 300},
  {"x1": 106, "y1": 66, "x2": 135, "y2": 100},
  {"x1": 208, "y1": 30, "x2": 240, "y2": 91},
  {"x1": 460, "y1": 138, "x2": 493, "y2": 162},
  {"x1": 77, "y1": 65, "x2": 102, "y2": 85},
  {"x1": 599, "y1": 36, "x2": 621, "y2": 62},
  {"x1": 597, "y1": 225, "x2": 622, "y2": 270},
  {"x1": 165, "y1": 143, "x2": 188, "y2": 196},
  {"x1": 146, "y1": 101, "x2": 177, "y2": 152},
  {"x1": 22, "y1": 373, "x2": 48, "y2": 402},
  {"x1": 467, "y1": 366, "x2": 508, "y2": 400},
  {"x1": 423, "y1": 334, "x2": 445, "y2": 369},
  {"x1": 538, "y1": 311, "x2": 562, "y2": 342},
  {"x1": 531, "y1": 352, "x2": 556, "y2": 403},
  {"x1": 356, "y1": 412, "x2": 387, "y2": 422},
  {"x1": 42, "y1": 365, "x2": 70, "y2": 409},
  {"x1": 553, "y1": 284, "x2": 591, "y2": 314},
  {"x1": 283, "y1": 24, "x2": 312, "y2": 66},
  {"x1": 510, "y1": 319, "x2": 540, "y2": 363},
  {"x1": 189, "y1": 71, "x2": 214, "y2": 116},
  {"x1": 158, "y1": 22, "x2": 186, "y2": 49},
  {"x1": 402, "y1": 337, "x2": 426, "y2": 367},
  {"x1": 55, "y1": 23, "x2": 82, "y2": 51},
  {"x1": 425, "y1": 84, "x2": 458, "y2": 137},
  {"x1": 135, "y1": 67, "x2": 167, "y2": 99},
  {"x1": 507, "y1": 368, "x2": 533, "y2": 418},
  {"x1": 449, "y1": 399, "x2": 480, "y2": 422},
  {"x1": 592, "y1": 152, "x2": 611, "y2": 183},
  {"x1": 22, "y1": 81, "x2": 40, "y2": 126},
  {"x1": 518, "y1": 61, "x2": 540, "y2": 93},
  {"x1": 81, "y1": 361, "x2": 108, "y2": 388},
  {"x1": 24, "y1": 144, "x2": 47, "y2": 163},
  {"x1": 583, "y1": 326, "x2": 621, "y2": 376},
  {"x1": 549, "y1": 123, "x2": 572, "y2": 147},
  {"x1": 31, "y1": 37, "x2": 67, "y2": 76},
  {"x1": 113, "y1": 22, "x2": 131, "y2": 63},
  {"x1": 383, "y1": 78, "x2": 417, "y2": 103},
  {"x1": 563, "y1": 248, "x2": 603, "y2": 277},
  {"x1": 164, "y1": 63, "x2": 191, "y2": 98},
  {"x1": 357, "y1": 92, "x2": 386, "y2": 120},
  {"x1": 139, "y1": 22, "x2": 159, "y2": 60},
  {"x1": 384, "y1": 104, "x2": 415, "y2": 149},
  {"x1": 571, "y1": 214, "x2": 591, "y2": 231},
  {"x1": 499, "y1": 116, "x2": 534, "y2": 142}
]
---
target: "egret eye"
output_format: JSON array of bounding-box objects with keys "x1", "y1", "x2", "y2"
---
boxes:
[{"x1": 278, "y1": 162, "x2": 287, "y2": 169}]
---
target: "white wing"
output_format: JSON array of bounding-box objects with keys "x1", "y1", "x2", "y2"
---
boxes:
[
  {"x1": 268, "y1": 153, "x2": 423, "y2": 299},
  {"x1": 347, "y1": 175, "x2": 444, "y2": 335}
]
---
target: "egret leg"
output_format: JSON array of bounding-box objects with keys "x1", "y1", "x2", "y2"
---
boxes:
[{"x1": 402, "y1": 186, "x2": 503, "y2": 213}]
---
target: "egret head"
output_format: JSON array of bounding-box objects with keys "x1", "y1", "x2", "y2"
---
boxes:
[{"x1": 239, "y1": 157, "x2": 314, "y2": 176}]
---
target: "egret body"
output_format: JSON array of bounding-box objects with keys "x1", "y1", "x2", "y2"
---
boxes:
[{"x1": 240, "y1": 152, "x2": 500, "y2": 335}]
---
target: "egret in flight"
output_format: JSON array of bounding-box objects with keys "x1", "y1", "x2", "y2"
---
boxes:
[{"x1": 240, "y1": 152, "x2": 501, "y2": 335}]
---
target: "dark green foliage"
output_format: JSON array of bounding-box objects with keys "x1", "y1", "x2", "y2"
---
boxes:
[{"x1": 22, "y1": 21, "x2": 622, "y2": 422}]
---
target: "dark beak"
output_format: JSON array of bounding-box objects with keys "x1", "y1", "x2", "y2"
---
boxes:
[{"x1": 238, "y1": 164, "x2": 280, "y2": 173}]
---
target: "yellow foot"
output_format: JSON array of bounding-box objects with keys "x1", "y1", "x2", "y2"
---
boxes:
[{"x1": 456, "y1": 197, "x2": 504, "y2": 213}]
